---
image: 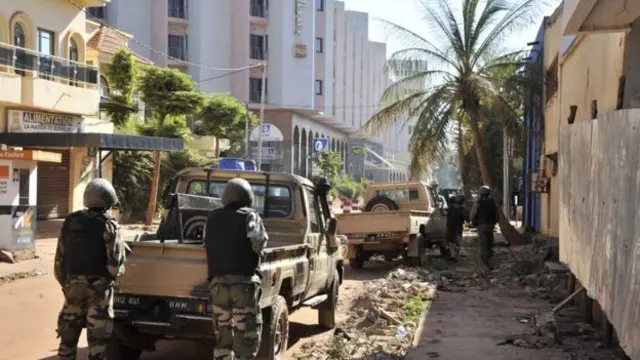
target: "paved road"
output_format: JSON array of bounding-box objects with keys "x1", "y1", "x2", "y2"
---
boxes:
[{"x1": 0, "y1": 258, "x2": 386, "y2": 360}]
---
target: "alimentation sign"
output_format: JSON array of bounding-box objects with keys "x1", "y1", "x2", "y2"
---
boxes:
[{"x1": 7, "y1": 110, "x2": 83, "y2": 133}]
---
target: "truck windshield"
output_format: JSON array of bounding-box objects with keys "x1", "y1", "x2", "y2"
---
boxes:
[{"x1": 186, "y1": 180, "x2": 292, "y2": 218}]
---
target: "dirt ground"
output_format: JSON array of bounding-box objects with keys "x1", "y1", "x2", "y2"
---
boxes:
[{"x1": 0, "y1": 225, "x2": 630, "y2": 360}]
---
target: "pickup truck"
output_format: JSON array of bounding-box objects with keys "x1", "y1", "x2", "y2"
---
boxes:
[
  {"x1": 337, "y1": 181, "x2": 448, "y2": 269},
  {"x1": 107, "y1": 169, "x2": 345, "y2": 360}
]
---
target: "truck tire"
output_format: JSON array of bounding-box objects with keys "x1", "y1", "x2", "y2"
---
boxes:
[
  {"x1": 183, "y1": 216, "x2": 206, "y2": 241},
  {"x1": 363, "y1": 196, "x2": 399, "y2": 212},
  {"x1": 407, "y1": 234, "x2": 427, "y2": 267},
  {"x1": 106, "y1": 340, "x2": 143, "y2": 360},
  {"x1": 318, "y1": 269, "x2": 339, "y2": 329},
  {"x1": 258, "y1": 295, "x2": 289, "y2": 360}
]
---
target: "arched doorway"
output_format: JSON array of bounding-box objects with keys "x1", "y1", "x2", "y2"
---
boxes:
[
  {"x1": 293, "y1": 126, "x2": 300, "y2": 175},
  {"x1": 301, "y1": 128, "x2": 307, "y2": 177}
]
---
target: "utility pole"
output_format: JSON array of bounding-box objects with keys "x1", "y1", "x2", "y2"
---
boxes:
[
  {"x1": 244, "y1": 102, "x2": 250, "y2": 158},
  {"x1": 257, "y1": 62, "x2": 267, "y2": 170}
]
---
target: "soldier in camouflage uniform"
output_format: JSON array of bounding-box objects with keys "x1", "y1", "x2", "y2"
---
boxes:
[
  {"x1": 204, "y1": 178, "x2": 269, "y2": 360},
  {"x1": 470, "y1": 186, "x2": 499, "y2": 270},
  {"x1": 54, "y1": 178, "x2": 128, "y2": 360},
  {"x1": 443, "y1": 194, "x2": 468, "y2": 260}
]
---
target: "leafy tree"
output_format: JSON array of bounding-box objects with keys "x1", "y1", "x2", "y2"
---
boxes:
[
  {"x1": 195, "y1": 93, "x2": 259, "y2": 156},
  {"x1": 366, "y1": 0, "x2": 544, "y2": 245},
  {"x1": 313, "y1": 150, "x2": 343, "y2": 178},
  {"x1": 105, "y1": 49, "x2": 138, "y2": 126},
  {"x1": 138, "y1": 66, "x2": 205, "y2": 225}
]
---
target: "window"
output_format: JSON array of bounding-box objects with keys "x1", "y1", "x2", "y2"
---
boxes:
[
  {"x1": 375, "y1": 188, "x2": 420, "y2": 202},
  {"x1": 186, "y1": 180, "x2": 292, "y2": 218},
  {"x1": 250, "y1": 34, "x2": 266, "y2": 60},
  {"x1": 305, "y1": 188, "x2": 322, "y2": 232},
  {"x1": 316, "y1": 0, "x2": 324, "y2": 11},
  {"x1": 69, "y1": 38, "x2": 79, "y2": 86},
  {"x1": 99, "y1": 76, "x2": 110, "y2": 97},
  {"x1": 168, "y1": 35, "x2": 188, "y2": 60},
  {"x1": 315, "y1": 37, "x2": 324, "y2": 53},
  {"x1": 250, "y1": 77, "x2": 267, "y2": 103},
  {"x1": 168, "y1": 0, "x2": 187, "y2": 18},
  {"x1": 315, "y1": 80, "x2": 323, "y2": 95},
  {"x1": 13, "y1": 23, "x2": 25, "y2": 47},
  {"x1": 37, "y1": 29, "x2": 55, "y2": 79},
  {"x1": 250, "y1": 0, "x2": 268, "y2": 17},
  {"x1": 87, "y1": 6, "x2": 105, "y2": 19}
]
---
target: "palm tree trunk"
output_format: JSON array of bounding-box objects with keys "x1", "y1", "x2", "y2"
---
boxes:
[
  {"x1": 456, "y1": 119, "x2": 471, "y2": 200},
  {"x1": 145, "y1": 114, "x2": 166, "y2": 226},
  {"x1": 467, "y1": 109, "x2": 527, "y2": 246}
]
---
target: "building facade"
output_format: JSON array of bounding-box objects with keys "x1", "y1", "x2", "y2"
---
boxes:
[
  {"x1": 0, "y1": 0, "x2": 108, "y2": 219},
  {"x1": 93, "y1": 0, "x2": 410, "y2": 180}
]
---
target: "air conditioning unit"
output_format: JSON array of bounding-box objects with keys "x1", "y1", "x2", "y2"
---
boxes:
[{"x1": 529, "y1": 172, "x2": 550, "y2": 193}]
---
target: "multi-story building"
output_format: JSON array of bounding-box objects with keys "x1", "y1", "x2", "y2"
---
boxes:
[{"x1": 92, "y1": 0, "x2": 410, "y2": 180}]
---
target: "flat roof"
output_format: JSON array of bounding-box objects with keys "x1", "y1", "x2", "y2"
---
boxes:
[{"x1": 0, "y1": 133, "x2": 184, "y2": 152}]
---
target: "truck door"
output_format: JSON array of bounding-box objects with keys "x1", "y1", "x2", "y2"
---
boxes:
[{"x1": 304, "y1": 186, "x2": 330, "y2": 297}]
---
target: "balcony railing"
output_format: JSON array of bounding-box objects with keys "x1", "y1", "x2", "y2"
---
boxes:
[
  {"x1": 251, "y1": 5, "x2": 268, "y2": 17},
  {"x1": 250, "y1": 46, "x2": 267, "y2": 60},
  {"x1": 0, "y1": 42, "x2": 99, "y2": 87}
]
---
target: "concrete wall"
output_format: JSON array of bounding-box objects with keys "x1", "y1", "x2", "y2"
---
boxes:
[{"x1": 558, "y1": 110, "x2": 640, "y2": 360}]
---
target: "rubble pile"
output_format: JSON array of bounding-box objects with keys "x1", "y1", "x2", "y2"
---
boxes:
[
  {"x1": 0, "y1": 269, "x2": 44, "y2": 286},
  {"x1": 297, "y1": 267, "x2": 437, "y2": 360}
]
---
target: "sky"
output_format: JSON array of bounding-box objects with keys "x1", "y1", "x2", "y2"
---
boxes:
[{"x1": 342, "y1": 0, "x2": 562, "y2": 56}]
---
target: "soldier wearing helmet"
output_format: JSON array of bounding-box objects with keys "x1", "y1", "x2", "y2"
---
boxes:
[
  {"x1": 204, "y1": 178, "x2": 269, "y2": 360},
  {"x1": 470, "y1": 185, "x2": 499, "y2": 270},
  {"x1": 443, "y1": 193, "x2": 468, "y2": 261},
  {"x1": 55, "y1": 178, "x2": 128, "y2": 360}
]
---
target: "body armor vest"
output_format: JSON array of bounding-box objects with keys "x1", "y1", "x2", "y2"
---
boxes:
[
  {"x1": 63, "y1": 210, "x2": 111, "y2": 278},
  {"x1": 475, "y1": 198, "x2": 498, "y2": 225},
  {"x1": 204, "y1": 206, "x2": 260, "y2": 279}
]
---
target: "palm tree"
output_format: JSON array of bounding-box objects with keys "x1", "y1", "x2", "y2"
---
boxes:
[{"x1": 366, "y1": 0, "x2": 546, "y2": 245}]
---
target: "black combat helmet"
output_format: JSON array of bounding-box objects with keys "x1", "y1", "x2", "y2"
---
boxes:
[
  {"x1": 478, "y1": 185, "x2": 490, "y2": 198},
  {"x1": 83, "y1": 178, "x2": 119, "y2": 209},
  {"x1": 222, "y1": 178, "x2": 254, "y2": 207}
]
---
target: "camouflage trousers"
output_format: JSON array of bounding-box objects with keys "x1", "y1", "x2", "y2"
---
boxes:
[
  {"x1": 210, "y1": 281, "x2": 263, "y2": 360},
  {"x1": 57, "y1": 276, "x2": 114, "y2": 360},
  {"x1": 477, "y1": 224, "x2": 495, "y2": 269}
]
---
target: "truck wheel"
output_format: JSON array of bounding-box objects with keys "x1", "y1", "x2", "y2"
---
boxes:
[
  {"x1": 318, "y1": 270, "x2": 339, "y2": 329},
  {"x1": 363, "y1": 196, "x2": 399, "y2": 212},
  {"x1": 408, "y1": 234, "x2": 427, "y2": 267},
  {"x1": 258, "y1": 295, "x2": 289, "y2": 360},
  {"x1": 106, "y1": 340, "x2": 143, "y2": 360}
]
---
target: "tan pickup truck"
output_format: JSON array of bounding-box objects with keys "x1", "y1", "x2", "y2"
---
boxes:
[
  {"x1": 337, "y1": 181, "x2": 448, "y2": 269},
  {"x1": 108, "y1": 169, "x2": 345, "y2": 360}
]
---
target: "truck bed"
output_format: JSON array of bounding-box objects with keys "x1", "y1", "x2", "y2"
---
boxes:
[
  {"x1": 116, "y1": 240, "x2": 310, "y2": 309},
  {"x1": 336, "y1": 210, "x2": 429, "y2": 239}
]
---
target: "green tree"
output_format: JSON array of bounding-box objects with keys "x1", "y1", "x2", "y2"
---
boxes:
[
  {"x1": 195, "y1": 93, "x2": 259, "y2": 156},
  {"x1": 105, "y1": 49, "x2": 138, "y2": 126},
  {"x1": 138, "y1": 66, "x2": 205, "y2": 225},
  {"x1": 366, "y1": 0, "x2": 543, "y2": 245},
  {"x1": 313, "y1": 150, "x2": 343, "y2": 178}
]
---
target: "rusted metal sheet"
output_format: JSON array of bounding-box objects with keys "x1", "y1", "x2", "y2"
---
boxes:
[{"x1": 558, "y1": 110, "x2": 640, "y2": 359}]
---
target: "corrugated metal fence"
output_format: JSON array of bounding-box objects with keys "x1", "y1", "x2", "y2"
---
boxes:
[{"x1": 559, "y1": 109, "x2": 640, "y2": 359}]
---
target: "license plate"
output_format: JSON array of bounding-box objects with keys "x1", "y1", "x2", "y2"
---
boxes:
[
  {"x1": 168, "y1": 299, "x2": 205, "y2": 313},
  {"x1": 114, "y1": 294, "x2": 141, "y2": 307}
]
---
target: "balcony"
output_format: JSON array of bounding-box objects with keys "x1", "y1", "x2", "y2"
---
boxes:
[
  {"x1": 168, "y1": 5, "x2": 188, "y2": 22},
  {"x1": 250, "y1": 46, "x2": 267, "y2": 61},
  {"x1": 563, "y1": 0, "x2": 640, "y2": 35},
  {"x1": 75, "y1": 0, "x2": 109, "y2": 7},
  {"x1": 250, "y1": 0, "x2": 269, "y2": 26},
  {"x1": 0, "y1": 42, "x2": 100, "y2": 115}
]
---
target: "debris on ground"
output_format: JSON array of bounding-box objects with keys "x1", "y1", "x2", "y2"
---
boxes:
[
  {"x1": 0, "y1": 269, "x2": 45, "y2": 286},
  {"x1": 296, "y1": 267, "x2": 437, "y2": 360}
]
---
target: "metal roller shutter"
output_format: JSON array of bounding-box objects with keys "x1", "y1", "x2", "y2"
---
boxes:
[{"x1": 36, "y1": 149, "x2": 70, "y2": 220}]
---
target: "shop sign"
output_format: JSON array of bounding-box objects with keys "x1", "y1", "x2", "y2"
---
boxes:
[
  {"x1": 12, "y1": 206, "x2": 36, "y2": 249},
  {"x1": 294, "y1": 0, "x2": 307, "y2": 36},
  {"x1": 8, "y1": 110, "x2": 83, "y2": 133}
]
